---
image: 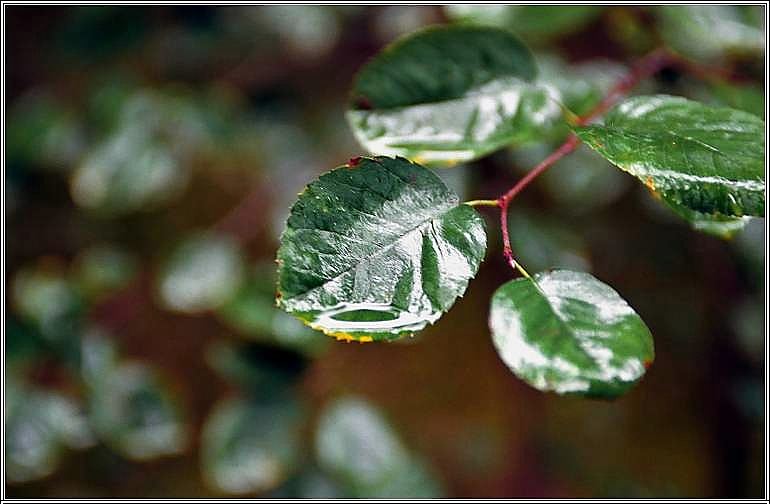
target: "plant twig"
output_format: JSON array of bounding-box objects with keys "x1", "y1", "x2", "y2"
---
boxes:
[{"x1": 496, "y1": 47, "x2": 689, "y2": 276}]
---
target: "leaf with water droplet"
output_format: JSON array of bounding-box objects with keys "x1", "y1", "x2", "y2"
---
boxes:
[
  {"x1": 347, "y1": 25, "x2": 560, "y2": 166},
  {"x1": 489, "y1": 270, "x2": 654, "y2": 398},
  {"x1": 276, "y1": 156, "x2": 486, "y2": 341},
  {"x1": 574, "y1": 95, "x2": 765, "y2": 218}
]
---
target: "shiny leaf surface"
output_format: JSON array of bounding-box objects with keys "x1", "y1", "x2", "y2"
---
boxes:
[
  {"x1": 347, "y1": 26, "x2": 561, "y2": 166},
  {"x1": 575, "y1": 95, "x2": 765, "y2": 217},
  {"x1": 489, "y1": 270, "x2": 654, "y2": 397},
  {"x1": 277, "y1": 156, "x2": 486, "y2": 342}
]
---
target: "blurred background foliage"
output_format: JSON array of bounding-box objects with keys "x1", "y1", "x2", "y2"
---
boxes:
[{"x1": 4, "y1": 5, "x2": 766, "y2": 498}]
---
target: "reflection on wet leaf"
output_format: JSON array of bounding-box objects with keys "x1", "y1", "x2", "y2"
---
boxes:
[
  {"x1": 158, "y1": 232, "x2": 245, "y2": 314},
  {"x1": 315, "y1": 397, "x2": 443, "y2": 498},
  {"x1": 201, "y1": 396, "x2": 304, "y2": 495},
  {"x1": 489, "y1": 270, "x2": 654, "y2": 398},
  {"x1": 277, "y1": 156, "x2": 486, "y2": 341}
]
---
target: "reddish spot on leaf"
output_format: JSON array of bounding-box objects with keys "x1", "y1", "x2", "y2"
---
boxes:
[
  {"x1": 354, "y1": 96, "x2": 373, "y2": 110},
  {"x1": 347, "y1": 156, "x2": 362, "y2": 168},
  {"x1": 643, "y1": 360, "x2": 653, "y2": 370}
]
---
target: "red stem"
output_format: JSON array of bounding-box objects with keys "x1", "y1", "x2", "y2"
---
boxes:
[{"x1": 497, "y1": 47, "x2": 683, "y2": 275}]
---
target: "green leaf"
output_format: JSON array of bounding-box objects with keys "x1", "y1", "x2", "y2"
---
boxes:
[
  {"x1": 347, "y1": 26, "x2": 560, "y2": 166},
  {"x1": 276, "y1": 156, "x2": 486, "y2": 342},
  {"x1": 157, "y1": 232, "x2": 245, "y2": 314},
  {"x1": 574, "y1": 95, "x2": 765, "y2": 217},
  {"x1": 315, "y1": 397, "x2": 443, "y2": 498},
  {"x1": 664, "y1": 199, "x2": 752, "y2": 239},
  {"x1": 445, "y1": 5, "x2": 602, "y2": 43},
  {"x1": 201, "y1": 397, "x2": 303, "y2": 495},
  {"x1": 489, "y1": 270, "x2": 654, "y2": 397},
  {"x1": 88, "y1": 362, "x2": 188, "y2": 461},
  {"x1": 709, "y1": 82, "x2": 765, "y2": 118},
  {"x1": 659, "y1": 5, "x2": 764, "y2": 60},
  {"x1": 5, "y1": 383, "x2": 95, "y2": 483}
]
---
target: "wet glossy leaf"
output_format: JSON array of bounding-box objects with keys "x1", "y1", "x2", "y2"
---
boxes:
[
  {"x1": 574, "y1": 95, "x2": 765, "y2": 217},
  {"x1": 217, "y1": 264, "x2": 327, "y2": 355},
  {"x1": 201, "y1": 397, "x2": 303, "y2": 495},
  {"x1": 659, "y1": 5, "x2": 764, "y2": 60},
  {"x1": 158, "y1": 232, "x2": 245, "y2": 314},
  {"x1": 276, "y1": 156, "x2": 487, "y2": 341},
  {"x1": 5, "y1": 385, "x2": 95, "y2": 483},
  {"x1": 347, "y1": 26, "x2": 560, "y2": 166},
  {"x1": 88, "y1": 362, "x2": 188, "y2": 461},
  {"x1": 445, "y1": 5, "x2": 602, "y2": 42},
  {"x1": 315, "y1": 397, "x2": 443, "y2": 498},
  {"x1": 664, "y1": 200, "x2": 752, "y2": 239},
  {"x1": 489, "y1": 270, "x2": 654, "y2": 397}
]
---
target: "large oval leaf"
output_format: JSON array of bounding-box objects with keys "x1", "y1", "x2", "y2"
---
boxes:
[
  {"x1": 489, "y1": 270, "x2": 654, "y2": 398},
  {"x1": 276, "y1": 156, "x2": 486, "y2": 342},
  {"x1": 347, "y1": 26, "x2": 560, "y2": 166},
  {"x1": 574, "y1": 95, "x2": 765, "y2": 217}
]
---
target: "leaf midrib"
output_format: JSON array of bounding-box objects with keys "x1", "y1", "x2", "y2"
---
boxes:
[{"x1": 282, "y1": 204, "x2": 459, "y2": 306}]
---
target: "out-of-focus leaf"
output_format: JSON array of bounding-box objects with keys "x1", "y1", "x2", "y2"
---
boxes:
[
  {"x1": 709, "y1": 82, "x2": 765, "y2": 118},
  {"x1": 56, "y1": 6, "x2": 148, "y2": 61},
  {"x1": 315, "y1": 397, "x2": 443, "y2": 498},
  {"x1": 5, "y1": 385, "x2": 95, "y2": 483},
  {"x1": 277, "y1": 156, "x2": 487, "y2": 341},
  {"x1": 70, "y1": 125, "x2": 188, "y2": 215},
  {"x1": 536, "y1": 55, "x2": 627, "y2": 118},
  {"x1": 575, "y1": 95, "x2": 765, "y2": 217},
  {"x1": 72, "y1": 244, "x2": 138, "y2": 300},
  {"x1": 507, "y1": 212, "x2": 591, "y2": 272},
  {"x1": 659, "y1": 5, "x2": 765, "y2": 60},
  {"x1": 216, "y1": 264, "x2": 327, "y2": 355},
  {"x1": 201, "y1": 397, "x2": 304, "y2": 495},
  {"x1": 6, "y1": 91, "x2": 85, "y2": 171},
  {"x1": 205, "y1": 341, "x2": 308, "y2": 394},
  {"x1": 445, "y1": 5, "x2": 603, "y2": 42},
  {"x1": 489, "y1": 270, "x2": 654, "y2": 397},
  {"x1": 157, "y1": 232, "x2": 245, "y2": 314},
  {"x1": 347, "y1": 26, "x2": 560, "y2": 166},
  {"x1": 88, "y1": 362, "x2": 188, "y2": 461},
  {"x1": 12, "y1": 266, "x2": 83, "y2": 344},
  {"x1": 80, "y1": 326, "x2": 120, "y2": 387}
]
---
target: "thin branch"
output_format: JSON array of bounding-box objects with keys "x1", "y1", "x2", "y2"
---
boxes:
[{"x1": 496, "y1": 47, "x2": 689, "y2": 276}]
